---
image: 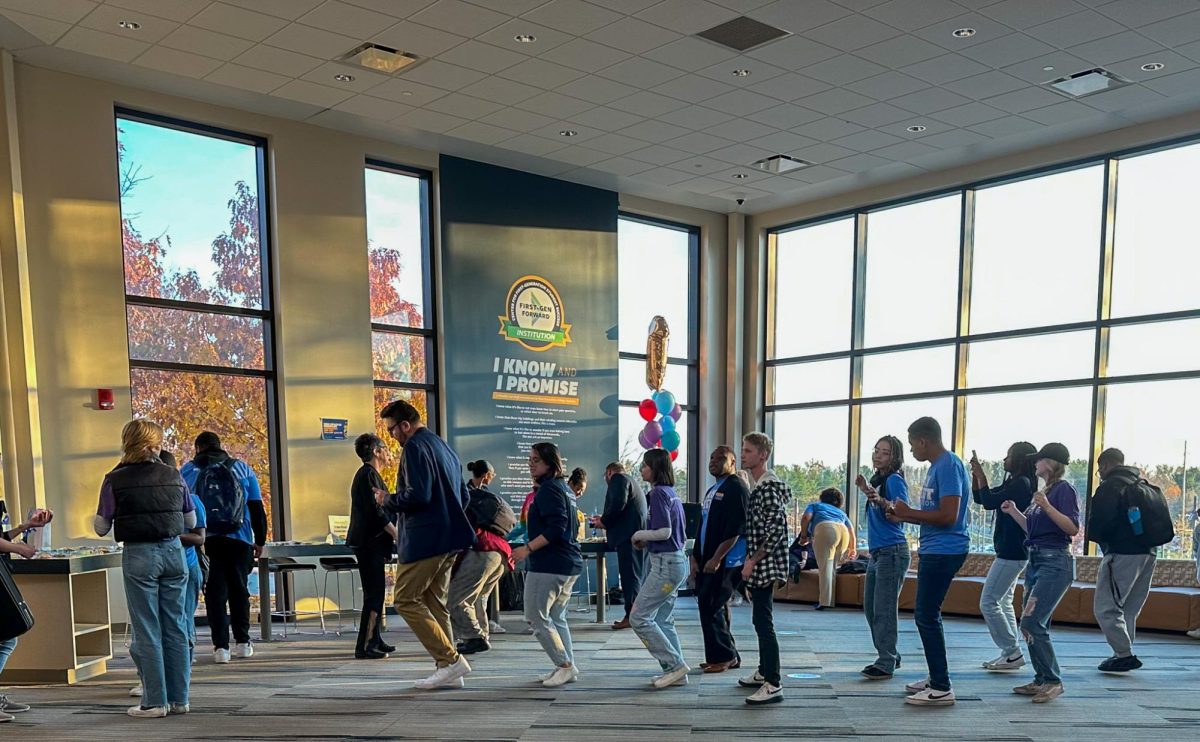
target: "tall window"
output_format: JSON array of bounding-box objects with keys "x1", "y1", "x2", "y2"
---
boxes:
[
  {"x1": 365, "y1": 163, "x2": 435, "y2": 486},
  {"x1": 617, "y1": 216, "x2": 699, "y2": 499},
  {"x1": 117, "y1": 112, "x2": 277, "y2": 536},
  {"x1": 767, "y1": 138, "x2": 1200, "y2": 559}
]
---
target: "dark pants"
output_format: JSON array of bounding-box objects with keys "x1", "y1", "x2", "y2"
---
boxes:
[
  {"x1": 352, "y1": 539, "x2": 390, "y2": 651},
  {"x1": 615, "y1": 540, "x2": 646, "y2": 618},
  {"x1": 695, "y1": 566, "x2": 741, "y2": 664},
  {"x1": 914, "y1": 552, "x2": 967, "y2": 692},
  {"x1": 750, "y1": 586, "x2": 780, "y2": 685},
  {"x1": 204, "y1": 536, "x2": 254, "y2": 650}
]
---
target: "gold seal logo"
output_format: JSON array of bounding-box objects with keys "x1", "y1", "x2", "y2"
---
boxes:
[{"x1": 498, "y1": 275, "x2": 572, "y2": 352}]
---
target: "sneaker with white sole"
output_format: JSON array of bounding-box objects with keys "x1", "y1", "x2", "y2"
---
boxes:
[
  {"x1": 1032, "y1": 684, "x2": 1064, "y2": 703},
  {"x1": 983, "y1": 653, "x2": 1026, "y2": 671},
  {"x1": 904, "y1": 678, "x2": 930, "y2": 693},
  {"x1": 235, "y1": 642, "x2": 254, "y2": 659},
  {"x1": 129, "y1": 685, "x2": 143, "y2": 698},
  {"x1": 745, "y1": 682, "x2": 783, "y2": 705},
  {"x1": 0, "y1": 695, "x2": 29, "y2": 713},
  {"x1": 213, "y1": 648, "x2": 231, "y2": 664},
  {"x1": 414, "y1": 655, "x2": 472, "y2": 690},
  {"x1": 653, "y1": 664, "x2": 690, "y2": 689},
  {"x1": 904, "y1": 688, "x2": 955, "y2": 706},
  {"x1": 651, "y1": 672, "x2": 688, "y2": 687},
  {"x1": 0, "y1": 711, "x2": 12, "y2": 723},
  {"x1": 1187, "y1": 628, "x2": 1200, "y2": 639},
  {"x1": 1013, "y1": 681, "x2": 1046, "y2": 696},
  {"x1": 489, "y1": 621, "x2": 507, "y2": 635},
  {"x1": 738, "y1": 670, "x2": 766, "y2": 688},
  {"x1": 169, "y1": 703, "x2": 190, "y2": 715},
  {"x1": 542, "y1": 665, "x2": 579, "y2": 688},
  {"x1": 127, "y1": 705, "x2": 169, "y2": 718}
]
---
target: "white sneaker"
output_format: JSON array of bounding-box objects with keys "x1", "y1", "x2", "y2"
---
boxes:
[
  {"x1": 1188, "y1": 628, "x2": 1200, "y2": 639},
  {"x1": 169, "y1": 703, "x2": 189, "y2": 715},
  {"x1": 537, "y1": 669, "x2": 557, "y2": 682},
  {"x1": 652, "y1": 664, "x2": 690, "y2": 689},
  {"x1": 738, "y1": 670, "x2": 766, "y2": 688},
  {"x1": 213, "y1": 648, "x2": 231, "y2": 664},
  {"x1": 904, "y1": 678, "x2": 930, "y2": 693},
  {"x1": 1032, "y1": 683, "x2": 1064, "y2": 703},
  {"x1": 129, "y1": 685, "x2": 143, "y2": 698},
  {"x1": 652, "y1": 671, "x2": 688, "y2": 687},
  {"x1": 489, "y1": 620, "x2": 507, "y2": 635},
  {"x1": 235, "y1": 642, "x2": 254, "y2": 659},
  {"x1": 414, "y1": 655, "x2": 472, "y2": 690},
  {"x1": 127, "y1": 705, "x2": 168, "y2": 718},
  {"x1": 542, "y1": 665, "x2": 579, "y2": 688},
  {"x1": 983, "y1": 653, "x2": 1026, "y2": 671},
  {"x1": 745, "y1": 682, "x2": 783, "y2": 705},
  {"x1": 904, "y1": 688, "x2": 956, "y2": 706}
]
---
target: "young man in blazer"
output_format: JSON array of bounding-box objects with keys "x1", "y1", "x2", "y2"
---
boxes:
[{"x1": 591, "y1": 462, "x2": 648, "y2": 629}]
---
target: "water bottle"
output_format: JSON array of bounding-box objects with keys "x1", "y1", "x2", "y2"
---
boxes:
[{"x1": 1127, "y1": 505, "x2": 1144, "y2": 536}]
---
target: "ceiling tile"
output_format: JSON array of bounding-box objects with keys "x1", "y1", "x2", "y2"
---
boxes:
[
  {"x1": 643, "y1": 36, "x2": 737, "y2": 69},
  {"x1": 745, "y1": 102, "x2": 823, "y2": 128},
  {"x1": 892, "y1": 86, "x2": 972, "y2": 114},
  {"x1": 3, "y1": 9, "x2": 72, "y2": 45},
  {"x1": 393, "y1": 107, "x2": 470, "y2": 132},
  {"x1": 620, "y1": 119, "x2": 693, "y2": 143},
  {"x1": 585, "y1": 132, "x2": 651, "y2": 155},
  {"x1": 476, "y1": 19, "x2": 575, "y2": 54},
  {"x1": 870, "y1": 139, "x2": 939, "y2": 161},
  {"x1": 1143, "y1": 65, "x2": 1200, "y2": 96},
  {"x1": 702, "y1": 88, "x2": 782, "y2": 114},
  {"x1": 825, "y1": 152, "x2": 892, "y2": 172},
  {"x1": 522, "y1": 0, "x2": 623, "y2": 36},
  {"x1": 900, "y1": 53, "x2": 991, "y2": 84},
  {"x1": 586, "y1": 0, "x2": 662, "y2": 14},
  {"x1": 463, "y1": 0, "x2": 542, "y2": 13},
  {"x1": 854, "y1": 34, "x2": 946, "y2": 68},
  {"x1": 1081, "y1": 84, "x2": 1166, "y2": 112},
  {"x1": 0, "y1": 0, "x2": 96, "y2": 23},
  {"x1": 409, "y1": 0, "x2": 509, "y2": 36},
  {"x1": 747, "y1": 129, "x2": 818, "y2": 153},
  {"x1": 1026, "y1": 10, "x2": 1125, "y2": 48},
  {"x1": 652, "y1": 74, "x2": 735, "y2": 103},
  {"x1": 480, "y1": 106, "x2": 555, "y2": 131},
  {"x1": 636, "y1": 168, "x2": 697, "y2": 187},
  {"x1": 863, "y1": 0, "x2": 963, "y2": 31},
  {"x1": 401, "y1": 60, "x2": 488, "y2": 90},
  {"x1": 847, "y1": 70, "x2": 929, "y2": 99},
  {"x1": 708, "y1": 142, "x2": 776, "y2": 165},
  {"x1": 1068, "y1": 31, "x2": 1165, "y2": 66},
  {"x1": 697, "y1": 56, "x2": 789, "y2": 86},
  {"x1": 608, "y1": 90, "x2": 689, "y2": 116},
  {"x1": 498, "y1": 57, "x2": 586, "y2": 89},
  {"x1": 425, "y1": 92, "x2": 506, "y2": 119},
  {"x1": 917, "y1": 128, "x2": 989, "y2": 148},
  {"x1": 929, "y1": 100, "x2": 1007, "y2": 126},
  {"x1": 1097, "y1": 0, "x2": 1199, "y2": 27},
  {"x1": 840, "y1": 101, "x2": 913, "y2": 127},
  {"x1": 438, "y1": 39, "x2": 526, "y2": 72},
  {"x1": 657, "y1": 104, "x2": 735, "y2": 129},
  {"x1": 710, "y1": 166, "x2": 773, "y2": 186},
  {"x1": 160, "y1": 25, "x2": 255, "y2": 60},
  {"x1": 272, "y1": 78, "x2": 355, "y2": 107},
  {"x1": 519, "y1": 90, "x2": 595, "y2": 117},
  {"x1": 914, "y1": 12, "x2": 1018, "y2": 51},
  {"x1": 663, "y1": 131, "x2": 736, "y2": 154},
  {"x1": 1138, "y1": 9, "x2": 1200, "y2": 47},
  {"x1": 347, "y1": 0, "x2": 437, "y2": 14},
  {"x1": 530, "y1": 121, "x2": 605, "y2": 143},
  {"x1": 189, "y1": 2, "x2": 289, "y2": 42},
  {"x1": 584, "y1": 16, "x2": 682, "y2": 55},
  {"x1": 746, "y1": 72, "x2": 831, "y2": 101},
  {"x1": 1104, "y1": 50, "x2": 1196, "y2": 82},
  {"x1": 550, "y1": 145, "x2": 611, "y2": 168},
  {"x1": 554, "y1": 75, "x2": 637, "y2": 105},
  {"x1": 460, "y1": 75, "x2": 544, "y2": 104},
  {"x1": 369, "y1": 77, "x2": 450, "y2": 105},
  {"x1": 983, "y1": 0, "x2": 1086, "y2": 29},
  {"x1": 747, "y1": 0, "x2": 851, "y2": 33},
  {"x1": 298, "y1": 1, "x2": 397, "y2": 38},
  {"x1": 264, "y1": 23, "x2": 360, "y2": 59},
  {"x1": 56, "y1": 26, "x2": 149, "y2": 63},
  {"x1": 943, "y1": 70, "x2": 1028, "y2": 99},
  {"x1": 891, "y1": 117, "x2": 953, "y2": 137},
  {"x1": 104, "y1": 0, "x2": 208, "y2": 23},
  {"x1": 446, "y1": 120, "x2": 520, "y2": 144},
  {"x1": 626, "y1": 144, "x2": 692, "y2": 165},
  {"x1": 1001, "y1": 51, "x2": 1092, "y2": 83},
  {"x1": 540, "y1": 38, "x2": 629, "y2": 73},
  {"x1": 711, "y1": 184, "x2": 772, "y2": 201},
  {"x1": 959, "y1": 33, "x2": 1056, "y2": 68},
  {"x1": 983, "y1": 86, "x2": 1064, "y2": 113},
  {"x1": 372, "y1": 21, "x2": 466, "y2": 57},
  {"x1": 205, "y1": 62, "x2": 291, "y2": 93},
  {"x1": 801, "y1": 54, "x2": 887, "y2": 85},
  {"x1": 233, "y1": 44, "x2": 324, "y2": 76},
  {"x1": 790, "y1": 141, "x2": 858, "y2": 163},
  {"x1": 803, "y1": 14, "x2": 903, "y2": 52},
  {"x1": 674, "y1": 175, "x2": 733, "y2": 194},
  {"x1": 1020, "y1": 99, "x2": 1101, "y2": 125},
  {"x1": 301, "y1": 61, "x2": 391, "y2": 91},
  {"x1": 634, "y1": 0, "x2": 738, "y2": 35},
  {"x1": 791, "y1": 117, "x2": 865, "y2": 141},
  {"x1": 598, "y1": 57, "x2": 686, "y2": 88},
  {"x1": 223, "y1": 0, "x2": 325, "y2": 20},
  {"x1": 596, "y1": 156, "x2": 656, "y2": 176},
  {"x1": 743, "y1": 34, "x2": 841, "y2": 70},
  {"x1": 968, "y1": 114, "x2": 1044, "y2": 137},
  {"x1": 134, "y1": 45, "x2": 223, "y2": 77},
  {"x1": 79, "y1": 4, "x2": 177, "y2": 43},
  {"x1": 830, "y1": 128, "x2": 904, "y2": 151},
  {"x1": 330, "y1": 93, "x2": 414, "y2": 119},
  {"x1": 794, "y1": 87, "x2": 876, "y2": 114}
]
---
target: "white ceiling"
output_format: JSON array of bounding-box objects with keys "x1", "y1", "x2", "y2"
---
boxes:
[{"x1": 4, "y1": 0, "x2": 1200, "y2": 214}]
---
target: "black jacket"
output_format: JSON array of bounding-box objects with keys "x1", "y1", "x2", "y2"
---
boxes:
[
  {"x1": 347, "y1": 463, "x2": 394, "y2": 550},
  {"x1": 526, "y1": 476, "x2": 583, "y2": 576},
  {"x1": 109, "y1": 461, "x2": 187, "y2": 543},
  {"x1": 599, "y1": 472, "x2": 647, "y2": 547},
  {"x1": 1088, "y1": 466, "x2": 1154, "y2": 555},
  {"x1": 696, "y1": 474, "x2": 749, "y2": 565},
  {"x1": 972, "y1": 475, "x2": 1035, "y2": 561}
]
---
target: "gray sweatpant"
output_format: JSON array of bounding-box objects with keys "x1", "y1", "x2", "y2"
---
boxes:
[
  {"x1": 1094, "y1": 552, "x2": 1156, "y2": 658},
  {"x1": 448, "y1": 550, "x2": 506, "y2": 642}
]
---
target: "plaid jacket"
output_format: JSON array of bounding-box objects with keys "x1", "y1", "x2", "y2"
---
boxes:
[{"x1": 744, "y1": 471, "x2": 792, "y2": 589}]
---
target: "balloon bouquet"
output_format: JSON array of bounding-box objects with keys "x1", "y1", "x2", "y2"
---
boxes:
[{"x1": 638, "y1": 316, "x2": 683, "y2": 461}]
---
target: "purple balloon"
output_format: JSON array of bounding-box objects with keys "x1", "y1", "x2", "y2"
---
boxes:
[
  {"x1": 643, "y1": 420, "x2": 663, "y2": 442},
  {"x1": 637, "y1": 429, "x2": 654, "y2": 449},
  {"x1": 669, "y1": 403, "x2": 682, "y2": 422}
]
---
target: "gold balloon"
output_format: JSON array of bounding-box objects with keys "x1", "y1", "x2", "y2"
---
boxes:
[{"x1": 645, "y1": 316, "x2": 669, "y2": 392}]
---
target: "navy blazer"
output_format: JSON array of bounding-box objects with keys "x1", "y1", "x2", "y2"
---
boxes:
[
  {"x1": 599, "y1": 471, "x2": 648, "y2": 548},
  {"x1": 384, "y1": 428, "x2": 475, "y2": 564}
]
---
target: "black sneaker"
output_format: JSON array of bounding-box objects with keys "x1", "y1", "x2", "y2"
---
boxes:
[
  {"x1": 376, "y1": 640, "x2": 396, "y2": 653},
  {"x1": 457, "y1": 637, "x2": 491, "y2": 655},
  {"x1": 355, "y1": 647, "x2": 388, "y2": 660},
  {"x1": 1098, "y1": 655, "x2": 1143, "y2": 672},
  {"x1": 860, "y1": 665, "x2": 893, "y2": 680}
]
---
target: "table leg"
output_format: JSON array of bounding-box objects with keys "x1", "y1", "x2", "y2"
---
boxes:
[
  {"x1": 595, "y1": 551, "x2": 606, "y2": 624},
  {"x1": 258, "y1": 556, "x2": 271, "y2": 642}
]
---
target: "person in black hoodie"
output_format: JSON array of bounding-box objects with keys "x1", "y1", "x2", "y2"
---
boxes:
[
  {"x1": 970, "y1": 441, "x2": 1036, "y2": 672},
  {"x1": 347, "y1": 433, "x2": 398, "y2": 659}
]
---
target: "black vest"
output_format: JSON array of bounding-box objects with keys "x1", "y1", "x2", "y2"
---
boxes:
[{"x1": 109, "y1": 461, "x2": 186, "y2": 543}]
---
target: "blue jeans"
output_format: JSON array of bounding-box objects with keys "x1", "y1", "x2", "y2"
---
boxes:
[
  {"x1": 864, "y1": 543, "x2": 910, "y2": 672},
  {"x1": 630, "y1": 550, "x2": 687, "y2": 671},
  {"x1": 524, "y1": 571, "x2": 578, "y2": 667},
  {"x1": 914, "y1": 552, "x2": 966, "y2": 692},
  {"x1": 980, "y1": 557, "x2": 1025, "y2": 658},
  {"x1": 185, "y1": 559, "x2": 203, "y2": 662},
  {"x1": 124, "y1": 540, "x2": 191, "y2": 708},
  {"x1": 1020, "y1": 547, "x2": 1074, "y2": 686},
  {"x1": 0, "y1": 637, "x2": 16, "y2": 674}
]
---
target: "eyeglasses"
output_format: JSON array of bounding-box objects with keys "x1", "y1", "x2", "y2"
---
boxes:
[{"x1": 387, "y1": 421, "x2": 400, "y2": 436}]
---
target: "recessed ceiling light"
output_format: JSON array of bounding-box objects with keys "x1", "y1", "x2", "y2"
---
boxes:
[
  {"x1": 118, "y1": 20, "x2": 141, "y2": 30},
  {"x1": 400, "y1": 91, "x2": 413, "y2": 96},
  {"x1": 334, "y1": 73, "x2": 355, "y2": 82},
  {"x1": 559, "y1": 130, "x2": 577, "y2": 137},
  {"x1": 952, "y1": 27, "x2": 976, "y2": 38},
  {"x1": 732, "y1": 173, "x2": 749, "y2": 179},
  {"x1": 732, "y1": 68, "x2": 751, "y2": 77},
  {"x1": 514, "y1": 34, "x2": 536, "y2": 43},
  {"x1": 906, "y1": 125, "x2": 927, "y2": 133},
  {"x1": 1141, "y1": 62, "x2": 1165, "y2": 71},
  {"x1": 1043, "y1": 65, "x2": 1055, "y2": 71}
]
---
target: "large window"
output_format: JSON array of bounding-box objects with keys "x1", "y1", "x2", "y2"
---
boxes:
[
  {"x1": 365, "y1": 164, "x2": 435, "y2": 486},
  {"x1": 617, "y1": 216, "x2": 699, "y2": 499},
  {"x1": 117, "y1": 112, "x2": 277, "y2": 537},
  {"x1": 768, "y1": 138, "x2": 1200, "y2": 558}
]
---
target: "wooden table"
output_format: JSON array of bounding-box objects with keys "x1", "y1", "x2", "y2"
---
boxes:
[
  {"x1": 580, "y1": 541, "x2": 609, "y2": 624},
  {"x1": 257, "y1": 543, "x2": 353, "y2": 642}
]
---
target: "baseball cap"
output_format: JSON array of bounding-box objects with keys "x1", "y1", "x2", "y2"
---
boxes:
[{"x1": 1028, "y1": 442, "x2": 1069, "y2": 465}]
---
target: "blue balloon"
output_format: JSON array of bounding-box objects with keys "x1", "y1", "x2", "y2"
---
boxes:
[
  {"x1": 661, "y1": 430, "x2": 681, "y2": 452},
  {"x1": 653, "y1": 389, "x2": 676, "y2": 416},
  {"x1": 660, "y1": 416, "x2": 676, "y2": 434}
]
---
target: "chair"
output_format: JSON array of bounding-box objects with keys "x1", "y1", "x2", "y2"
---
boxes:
[
  {"x1": 267, "y1": 558, "x2": 326, "y2": 636},
  {"x1": 319, "y1": 556, "x2": 359, "y2": 634}
]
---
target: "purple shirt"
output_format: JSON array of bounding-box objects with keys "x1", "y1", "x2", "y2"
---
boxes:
[
  {"x1": 646, "y1": 485, "x2": 686, "y2": 553},
  {"x1": 1023, "y1": 480, "x2": 1080, "y2": 550}
]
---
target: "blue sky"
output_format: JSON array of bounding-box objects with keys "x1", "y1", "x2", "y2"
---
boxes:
[{"x1": 365, "y1": 167, "x2": 425, "y2": 318}]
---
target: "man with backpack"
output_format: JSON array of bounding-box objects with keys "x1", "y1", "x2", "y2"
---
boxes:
[
  {"x1": 1087, "y1": 447, "x2": 1172, "y2": 673},
  {"x1": 447, "y1": 470, "x2": 516, "y2": 655},
  {"x1": 182, "y1": 431, "x2": 266, "y2": 665}
]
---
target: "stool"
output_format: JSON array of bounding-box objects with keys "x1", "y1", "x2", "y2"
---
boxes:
[
  {"x1": 267, "y1": 558, "x2": 326, "y2": 637},
  {"x1": 319, "y1": 556, "x2": 359, "y2": 634}
]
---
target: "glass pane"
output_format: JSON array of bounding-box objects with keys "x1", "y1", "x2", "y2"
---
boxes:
[
  {"x1": 373, "y1": 386, "x2": 430, "y2": 488},
  {"x1": 864, "y1": 194, "x2": 961, "y2": 346},
  {"x1": 371, "y1": 331, "x2": 428, "y2": 383},
  {"x1": 127, "y1": 305, "x2": 265, "y2": 370},
  {"x1": 856, "y1": 397, "x2": 953, "y2": 549},
  {"x1": 618, "y1": 406, "x2": 691, "y2": 497},
  {"x1": 1108, "y1": 319, "x2": 1200, "y2": 377},
  {"x1": 618, "y1": 218, "x2": 693, "y2": 357},
  {"x1": 769, "y1": 358, "x2": 850, "y2": 404},
  {"x1": 962, "y1": 388, "x2": 1092, "y2": 554},
  {"x1": 966, "y1": 330, "x2": 1095, "y2": 388},
  {"x1": 619, "y1": 359, "x2": 690, "y2": 405},
  {"x1": 971, "y1": 166, "x2": 1103, "y2": 333},
  {"x1": 1112, "y1": 143, "x2": 1200, "y2": 317},
  {"x1": 772, "y1": 406, "x2": 849, "y2": 537},
  {"x1": 117, "y1": 118, "x2": 263, "y2": 310},
  {"x1": 1103, "y1": 379, "x2": 1200, "y2": 559},
  {"x1": 773, "y1": 218, "x2": 854, "y2": 357},
  {"x1": 366, "y1": 168, "x2": 428, "y2": 328},
  {"x1": 860, "y1": 345, "x2": 955, "y2": 398},
  {"x1": 130, "y1": 367, "x2": 273, "y2": 539}
]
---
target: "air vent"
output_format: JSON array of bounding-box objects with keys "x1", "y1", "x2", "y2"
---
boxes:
[
  {"x1": 339, "y1": 42, "x2": 421, "y2": 74},
  {"x1": 752, "y1": 155, "x2": 812, "y2": 174},
  {"x1": 696, "y1": 16, "x2": 789, "y2": 52},
  {"x1": 1044, "y1": 67, "x2": 1128, "y2": 98}
]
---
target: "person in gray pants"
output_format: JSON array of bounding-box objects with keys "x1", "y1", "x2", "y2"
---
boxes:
[{"x1": 1087, "y1": 448, "x2": 1156, "y2": 673}]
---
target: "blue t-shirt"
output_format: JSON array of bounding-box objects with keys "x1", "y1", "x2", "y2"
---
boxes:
[
  {"x1": 701, "y1": 478, "x2": 746, "y2": 567},
  {"x1": 185, "y1": 493, "x2": 206, "y2": 569},
  {"x1": 867, "y1": 472, "x2": 909, "y2": 550},
  {"x1": 646, "y1": 485, "x2": 686, "y2": 553},
  {"x1": 1024, "y1": 481, "x2": 1080, "y2": 550},
  {"x1": 181, "y1": 458, "x2": 263, "y2": 546},
  {"x1": 805, "y1": 501, "x2": 851, "y2": 530},
  {"x1": 917, "y1": 451, "x2": 971, "y2": 555}
]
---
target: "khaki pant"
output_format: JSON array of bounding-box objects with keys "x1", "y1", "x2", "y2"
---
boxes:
[
  {"x1": 394, "y1": 552, "x2": 458, "y2": 666},
  {"x1": 813, "y1": 521, "x2": 852, "y2": 607}
]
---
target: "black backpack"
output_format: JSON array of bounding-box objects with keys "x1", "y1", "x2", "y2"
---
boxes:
[
  {"x1": 466, "y1": 488, "x2": 517, "y2": 537},
  {"x1": 195, "y1": 459, "x2": 246, "y2": 535},
  {"x1": 1118, "y1": 475, "x2": 1175, "y2": 549},
  {"x1": 0, "y1": 555, "x2": 33, "y2": 642}
]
